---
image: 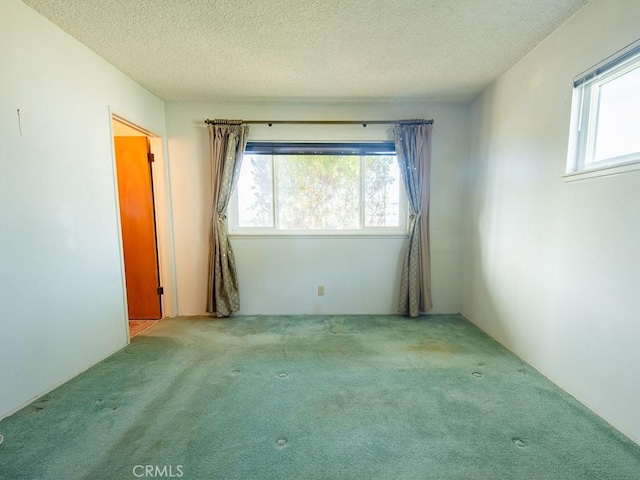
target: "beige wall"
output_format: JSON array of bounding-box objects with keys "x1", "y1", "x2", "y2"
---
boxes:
[
  {"x1": 166, "y1": 101, "x2": 469, "y2": 315},
  {"x1": 462, "y1": 0, "x2": 640, "y2": 443},
  {"x1": 0, "y1": 0, "x2": 167, "y2": 418},
  {"x1": 112, "y1": 119, "x2": 147, "y2": 136}
]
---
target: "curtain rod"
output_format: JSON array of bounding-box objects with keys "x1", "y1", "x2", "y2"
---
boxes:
[{"x1": 205, "y1": 119, "x2": 434, "y2": 127}]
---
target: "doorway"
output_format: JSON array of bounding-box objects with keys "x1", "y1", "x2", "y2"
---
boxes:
[{"x1": 113, "y1": 118, "x2": 162, "y2": 337}]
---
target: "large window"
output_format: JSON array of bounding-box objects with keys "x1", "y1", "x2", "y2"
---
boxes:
[
  {"x1": 230, "y1": 143, "x2": 407, "y2": 235},
  {"x1": 567, "y1": 41, "x2": 640, "y2": 177}
]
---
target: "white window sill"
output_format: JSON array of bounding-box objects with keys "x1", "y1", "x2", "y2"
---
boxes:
[
  {"x1": 229, "y1": 232, "x2": 408, "y2": 240},
  {"x1": 564, "y1": 159, "x2": 640, "y2": 182}
]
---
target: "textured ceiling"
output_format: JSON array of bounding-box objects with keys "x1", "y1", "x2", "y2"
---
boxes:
[{"x1": 22, "y1": 0, "x2": 588, "y2": 102}]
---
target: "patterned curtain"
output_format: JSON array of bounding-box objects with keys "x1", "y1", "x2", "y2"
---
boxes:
[
  {"x1": 394, "y1": 121, "x2": 433, "y2": 317},
  {"x1": 206, "y1": 122, "x2": 249, "y2": 317}
]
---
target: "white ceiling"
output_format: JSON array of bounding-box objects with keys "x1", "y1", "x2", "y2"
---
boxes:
[{"x1": 22, "y1": 0, "x2": 588, "y2": 103}]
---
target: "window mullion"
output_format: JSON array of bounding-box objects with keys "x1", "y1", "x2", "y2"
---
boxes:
[
  {"x1": 359, "y1": 155, "x2": 365, "y2": 229},
  {"x1": 585, "y1": 85, "x2": 601, "y2": 165},
  {"x1": 272, "y1": 155, "x2": 279, "y2": 230}
]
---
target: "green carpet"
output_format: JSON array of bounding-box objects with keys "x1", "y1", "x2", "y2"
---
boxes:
[{"x1": 1, "y1": 315, "x2": 639, "y2": 479}]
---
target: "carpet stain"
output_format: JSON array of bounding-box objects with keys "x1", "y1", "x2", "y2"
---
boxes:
[{"x1": 326, "y1": 316, "x2": 361, "y2": 335}]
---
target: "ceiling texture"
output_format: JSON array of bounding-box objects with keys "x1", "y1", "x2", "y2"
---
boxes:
[{"x1": 22, "y1": 0, "x2": 588, "y2": 103}]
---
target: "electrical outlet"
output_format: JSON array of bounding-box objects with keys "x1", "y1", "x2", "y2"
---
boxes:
[{"x1": 317, "y1": 285, "x2": 325, "y2": 296}]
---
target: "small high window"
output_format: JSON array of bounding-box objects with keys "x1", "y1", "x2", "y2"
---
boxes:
[
  {"x1": 229, "y1": 143, "x2": 407, "y2": 235},
  {"x1": 567, "y1": 40, "x2": 640, "y2": 177}
]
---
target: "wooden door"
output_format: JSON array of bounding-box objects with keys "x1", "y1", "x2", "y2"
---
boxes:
[{"x1": 114, "y1": 136, "x2": 162, "y2": 320}]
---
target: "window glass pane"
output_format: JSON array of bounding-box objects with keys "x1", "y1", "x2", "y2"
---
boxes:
[
  {"x1": 593, "y1": 66, "x2": 640, "y2": 163},
  {"x1": 364, "y1": 155, "x2": 400, "y2": 227},
  {"x1": 276, "y1": 155, "x2": 359, "y2": 229},
  {"x1": 237, "y1": 154, "x2": 273, "y2": 227}
]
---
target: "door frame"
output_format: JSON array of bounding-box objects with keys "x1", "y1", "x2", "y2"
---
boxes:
[{"x1": 109, "y1": 108, "x2": 177, "y2": 343}]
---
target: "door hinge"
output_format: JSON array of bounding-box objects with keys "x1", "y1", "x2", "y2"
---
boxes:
[
  {"x1": 147, "y1": 153, "x2": 155, "y2": 163},
  {"x1": 157, "y1": 287, "x2": 164, "y2": 295}
]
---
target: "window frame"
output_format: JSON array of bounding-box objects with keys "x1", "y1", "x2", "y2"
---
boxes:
[
  {"x1": 566, "y1": 40, "x2": 640, "y2": 180},
  {"x1": 228, "y1": 142, "x2": 409, "y2": 237}
]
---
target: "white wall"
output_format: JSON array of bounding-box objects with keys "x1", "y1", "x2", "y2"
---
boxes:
[
  {"x1": 462, "y1": 0, "x2": 640, "y2": 443},
  {"x1": 166, "y1": 101, "x2": 468, "y2": 315},
  {"x1": 0, "y1": 1, "x2": 167, "y2": 418}
]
